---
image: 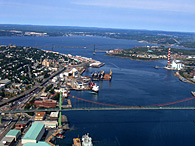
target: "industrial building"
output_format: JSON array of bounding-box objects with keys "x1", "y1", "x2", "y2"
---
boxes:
[
  {"x1": 34, "y1": 100, "x2": 57, "y2": 108},
  {"x1": 171, "y1": 60, "x2": 184, "y2": 70},
  {"x1": 33, "y1": 121, "x2": 58, "y2": 128},
  {"x1": 49, "y1": 112, "x2": 59, "y2": 120},
  {"x1": 5, "y1": 129, "x2": 21, "y2": 141},
  {"x1": 15, "y1": 120, "x2": 29, "y2": 130},
  {"x1": 22, "y1": 123, "x2": 45, "y2": 144}
]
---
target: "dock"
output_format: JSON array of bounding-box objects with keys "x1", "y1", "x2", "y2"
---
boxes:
[
  {"x1": 61, "y1": 99, "x2": 72, "y2": 108},
  {"x1": 45, "y1": 129, "x2": 61, "y2": 146}
]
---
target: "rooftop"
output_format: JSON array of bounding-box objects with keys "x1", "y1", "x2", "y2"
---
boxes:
[
  {"x1": 0, "y1": 79, "x2": 11, "y2": 84},
  {"x1": 23, "y1": 141, "x2": 51, "y2": 146},
  {"x1": 22, "y1": 123, "x2": 45, "y2": 140},
  {"x1": 35, "y1": 112, "x2": 46, "y2": 117},
  {"x1": 6, "y1": 129, "x2": 20, "y2": 137},
  {"x1": 50, "y1": 112, "x2": 58, "y2": 117}
]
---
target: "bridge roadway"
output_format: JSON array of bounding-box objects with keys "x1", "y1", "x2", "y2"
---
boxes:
[
  {"x1": 0, "y1": 67, "x2": 66, "y2": 107},
  {"x1": 2, "y1": 106, "x2": 195, "y2": 114}
]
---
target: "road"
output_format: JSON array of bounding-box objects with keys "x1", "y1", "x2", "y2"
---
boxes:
[{"x1": 0, "y1": 115, "x2": 18, "y2": 141}]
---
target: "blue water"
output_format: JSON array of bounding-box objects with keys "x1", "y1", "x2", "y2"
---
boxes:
[{"x1": 0, "y1": 36, "x2": 195, "y2": 146}]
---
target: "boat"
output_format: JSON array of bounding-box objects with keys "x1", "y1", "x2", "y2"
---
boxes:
[
  {"x1": 82, "y1": 133, "x2": 93, "y2": 146},
  {"x1": 89, "y1": 82, "x2": 99, "y2": 93},
  {"x1": 91, "y1": 71, "x2": 100, "y2": 81},
  {"x1": 100, "y1": 69, "x2": 112, "y2": 81},
  {"x1": 154, "y1": 65, "x2": 159, "y2": 69},
  {"x1": 56, "y1": 129, "x2": 65, "y2": 139},
  {"x1": 73, "y1": 138, "x2": 81, "y2": 146},
  {"x1": 91, "y1": 70, "x2": 112, "y2": 81},
  {"x1": 56, "y1": 134, "x2": 65, "y2": 139},
  {"x1": 92, "y1": 83, "x2": 99, "y2": 92}
]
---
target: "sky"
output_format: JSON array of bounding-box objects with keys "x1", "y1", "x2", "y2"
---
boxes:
[{"x1": 0, "y1": 0, "x2": 195, "y2": 32}]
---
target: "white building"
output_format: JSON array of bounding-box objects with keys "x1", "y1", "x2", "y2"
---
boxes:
[
  {"x1": 52, "y1": 76, "x2": 59, "y2": 83},
  {"x1": 54, "y1": 87, "x2": 69, "y2": 97},
  {"x1": 171, "y1": 60, "x2": 184, "y2": 70}
]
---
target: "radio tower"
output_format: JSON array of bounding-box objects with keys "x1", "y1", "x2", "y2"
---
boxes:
[{"x1": 167, "y1": 47, "x2": 171, "y2": 66}]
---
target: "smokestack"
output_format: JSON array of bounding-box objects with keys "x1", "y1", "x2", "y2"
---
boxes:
[{"x1": 168, "y1": 47, "x2": 171, "y2": 65}]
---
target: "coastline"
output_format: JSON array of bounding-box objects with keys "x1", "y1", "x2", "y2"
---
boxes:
[
  {"x1": 174, "y1": 71, "x2": 195, "y2": 85},
  {"x1": 105, "y1": 54, "x2": 160, "y2": 62}
]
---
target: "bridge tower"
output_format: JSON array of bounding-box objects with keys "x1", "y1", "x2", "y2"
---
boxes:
[
  {"x1": 93, "y1": 44, "x2": 96, "y2": 55},
  {"x1": 58, "y1": 91, "x2": 62, "y2": 127}
]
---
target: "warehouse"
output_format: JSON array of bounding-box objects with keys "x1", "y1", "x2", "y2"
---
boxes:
[
  {"x1": 6, "y1": 129, "x2": 21, "y2": 141},
  {"x1": 22, "y1": 123, "x2": 45, "y2": 144}
]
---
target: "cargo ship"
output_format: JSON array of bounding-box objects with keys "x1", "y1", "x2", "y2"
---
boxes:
[
  {"x1": 91, "y1": 70, "x2": 112, "y2": 81},
  {"x1": 82, "y1": 133, "x2": 93, "y2": 146}
]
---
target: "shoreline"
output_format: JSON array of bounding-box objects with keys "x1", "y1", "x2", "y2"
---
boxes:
[
  {"x1": 105, "y1": 54, "x2": 160, "y2": 62},
  {"x1": 174, "y1": 72, "x2": 195, "y2": 85}
]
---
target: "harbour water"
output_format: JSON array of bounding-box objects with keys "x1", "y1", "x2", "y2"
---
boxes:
[{"x1": 0, "y1": 36, "x2": 195, "y2": 146}]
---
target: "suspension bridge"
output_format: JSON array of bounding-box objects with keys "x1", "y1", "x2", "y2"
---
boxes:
[
  {"x1": 0, "y1": 93, "x2": 195, "y2": 124},
  {"x1": 1, "y1": 94, "x2": 195, "y2": 114}
]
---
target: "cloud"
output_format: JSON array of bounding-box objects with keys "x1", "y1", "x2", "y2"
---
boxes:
[{"x1": 72, "y1": 0, "x2": 195, "y2": 13}]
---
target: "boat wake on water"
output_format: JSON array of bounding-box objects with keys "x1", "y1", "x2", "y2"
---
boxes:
[{"x1": 109, "y1": 62, "x2": 120, "y2": 69}]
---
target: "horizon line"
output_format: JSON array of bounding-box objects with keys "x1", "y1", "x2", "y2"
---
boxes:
[{"x1": 0, "y1": 23, "x2": 195, "y2": 34}]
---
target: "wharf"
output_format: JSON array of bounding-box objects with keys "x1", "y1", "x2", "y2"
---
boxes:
[
  {"x1": 45, "y1": 129, "x2": 61, "y2": 146},
  {"x1": 90, "y1": 63, "x2": 105, "y2": 68},
  {"x1": 61, "y1": 99, "x2": 72, "y2": 108}
]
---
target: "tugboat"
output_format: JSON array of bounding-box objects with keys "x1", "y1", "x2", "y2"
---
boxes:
[
  {"x1": 89, "y1": 82, "x2": 99, "y2": 93},
  {"x1": 73, "y1": 137, "x2": 81, "y2": 146},
  {"x1": 92, "y1": 83, "x2": 99, "y2": 93},
  {"x1": 56, "y1": 129, "x2": 65, "y2": 139},
  {"x1": 56, "y1": 133, "x2": 65, "y2": 139},
  {"x1": 82, "y1": 133, "x2": 93, "y2": 146}
]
